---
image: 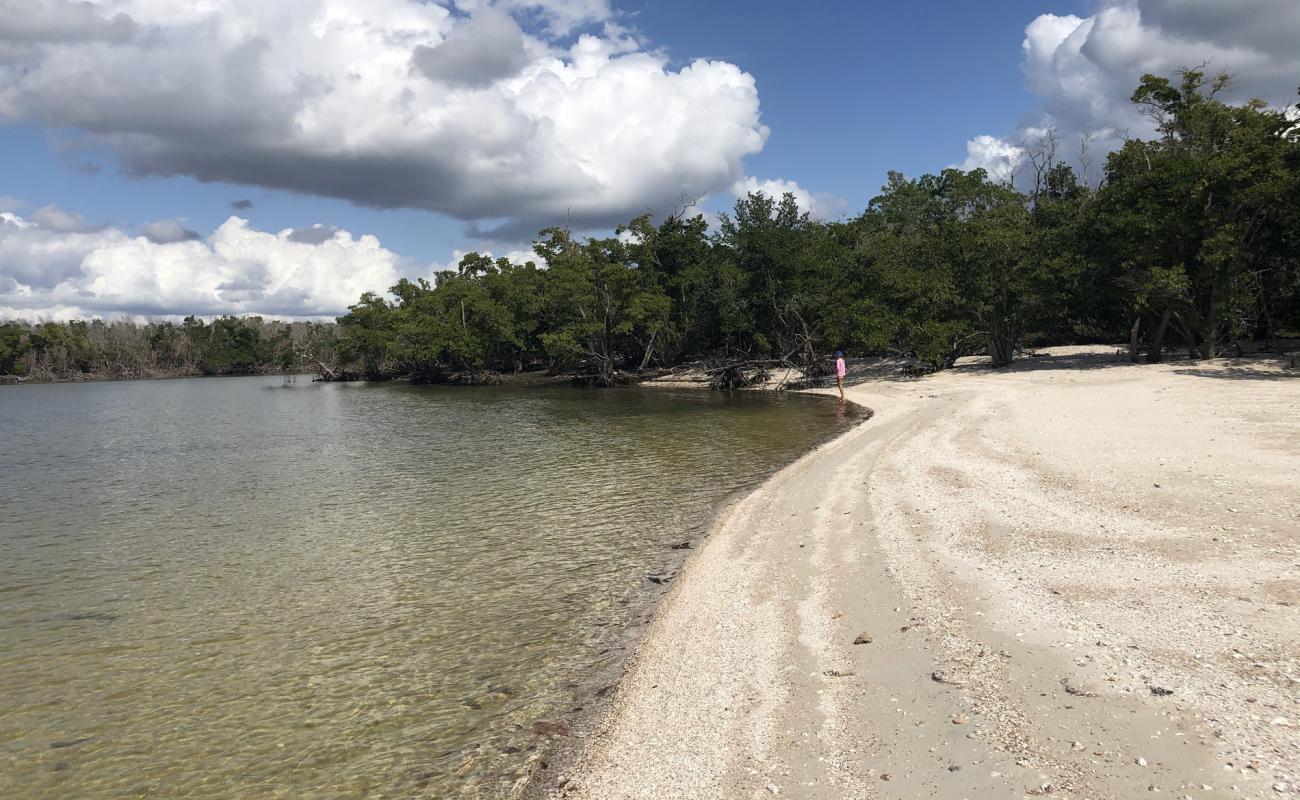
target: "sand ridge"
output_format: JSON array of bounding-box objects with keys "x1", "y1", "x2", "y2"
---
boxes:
[{"x1": 533, "y1": 346, "x2": 1298, "y2": 799}]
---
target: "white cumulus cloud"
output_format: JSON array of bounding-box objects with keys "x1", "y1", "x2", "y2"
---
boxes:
[
  {"x1": 730, "y1": 177, "x2": 846, "y2": 221},
  {"x1": 0, "y1": 0, "x2": 768, "y2": 238},
  {"x1": 957, "y1": 135, "x2": 1025, "y2": 184},
  {"x1": 0, "y1": 210, "x2": 406, "y2": 320}
]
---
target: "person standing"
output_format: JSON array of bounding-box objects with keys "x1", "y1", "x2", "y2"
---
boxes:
[{"x1": 834, "y1": 350, "x2": 846, "y2": 401}]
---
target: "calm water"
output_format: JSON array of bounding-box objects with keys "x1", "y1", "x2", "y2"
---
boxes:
[{"x1": 0, "y1": 376, "x2": 856, "y2": 798}]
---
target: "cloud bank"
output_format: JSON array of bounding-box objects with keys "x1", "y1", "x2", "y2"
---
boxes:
[
  {"x1": 0, "y1": 210, "x2": 406, "y2": 320},
  {"x1": 963, "y1": 0, "x2": 1300, "y2": 182},
  {"x1": 0, "y1": 0, "x2": 768, "y2": 235}
]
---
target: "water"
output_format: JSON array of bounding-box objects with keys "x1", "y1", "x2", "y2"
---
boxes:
[{"x1": 0, "y1": 376, "x2": 858, "y2": 798}]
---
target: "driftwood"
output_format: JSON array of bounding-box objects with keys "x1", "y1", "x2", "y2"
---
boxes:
[
  {"x1": 704, "y1": 359, "x2": 774, "y2": 390},
  {"x1": 699, "y1": 347, "x2": 829, "y2": 391},
  {"x1": 571, "y1": 367, "x2": 636, "y2": 387},
  {"x1": 445, "y1": 370, "x2": 503, "y2": 386},
  {"x1": 312, "y1": 360, "x2": 366, "y2": 382},
  {"x1": 314, "y1": 360, "x2": 338, "y2": 380}
]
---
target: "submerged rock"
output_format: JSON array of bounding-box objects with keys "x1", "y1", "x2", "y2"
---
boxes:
[{"x1": 531, "y1": 720, "x2": 570, "y2": 737}]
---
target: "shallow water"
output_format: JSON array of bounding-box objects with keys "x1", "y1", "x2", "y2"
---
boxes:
[{"x1": 0, "y1": 377, "x2": 857, "y2": 798}]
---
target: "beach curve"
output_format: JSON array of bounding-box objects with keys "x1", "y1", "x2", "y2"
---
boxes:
[{"x1": 530, "y1": 346, "x2": 1299, "y2": 799}]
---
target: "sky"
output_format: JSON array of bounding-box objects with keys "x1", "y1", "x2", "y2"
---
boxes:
[{"x1": 1, "y1": 0, "x2": 1297, "y2": 320}]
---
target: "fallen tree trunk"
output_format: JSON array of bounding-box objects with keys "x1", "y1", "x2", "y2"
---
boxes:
[{"x1": 314, "y1": 360, "x2": 338, "y2": 381}]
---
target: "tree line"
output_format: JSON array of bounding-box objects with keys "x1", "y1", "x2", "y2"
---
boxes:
[
  {"x1": 3, "y1": 71, "x2": 1297, "y2": 385},
  {"x1": 333, "y1": 71, "x2": 1298, "y2": 385},
  {"x1": 0, "y1": 316, "x2": 338, "y2": 381}
]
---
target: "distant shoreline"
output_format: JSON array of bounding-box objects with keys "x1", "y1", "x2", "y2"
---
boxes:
[{"x1": 0, "y1": 371, "x2": 303, "y2": 386}]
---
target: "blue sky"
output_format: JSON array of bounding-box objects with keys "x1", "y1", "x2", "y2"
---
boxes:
[
  {"x1": 633, "y1": 1, "x2": 1087, "y2": 204},
  {"x1": 1, "y1": 0, "x2": 1294, "y2": 319}
]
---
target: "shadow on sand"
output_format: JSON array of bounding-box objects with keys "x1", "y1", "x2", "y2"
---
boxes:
[
  {"x1": 947, "y1": 350, "x2": 1135, "y2": 375},
  {"x1": 839, "y1": 347, "x2": 1297, "y2": 388},
  {"x1": 1172, "y1": 361, "x2": 1299, "y2": 382}
]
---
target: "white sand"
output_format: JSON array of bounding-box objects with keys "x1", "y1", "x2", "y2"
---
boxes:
[{"x1": 536, "y1": 346, "x2": 1299, "y2": 799}]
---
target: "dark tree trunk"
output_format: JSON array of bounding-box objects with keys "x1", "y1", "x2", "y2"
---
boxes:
[
  {"x1": 1198, "y1": 318, "x2": 1219, "y2": 360},
  {"x1": 638, "y1": 327, "x2": 657, "y2": 371},
  {"x1": 1128, "y1": 316, "x2": 1142, "y2": 363},
  {"x1": 1147, "y1": 309, "x2": 1171, "y2": 364},
  {"x1": 1257, "y1": 291, "x2": 1276, "y2": 350},
  {"x1": 989, "y1": 327, "x2": 1016, "y2": 368}
]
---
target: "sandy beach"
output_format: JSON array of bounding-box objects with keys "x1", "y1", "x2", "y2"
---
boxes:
[{"x1": 532, "y1": 346, "x2": 1299, "y2": 799}]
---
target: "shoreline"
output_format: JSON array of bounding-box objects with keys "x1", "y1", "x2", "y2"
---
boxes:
[
  {"x1": 522, "y1": 389, "x2": 905, "y2": 800},
  {"x1": 526, "y1": 346, "x2": 1299, "y2": 799},
  {"x1": 516, "y1": 392, "x2": 874, "y2": 798}
]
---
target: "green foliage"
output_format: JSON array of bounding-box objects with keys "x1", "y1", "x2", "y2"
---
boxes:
[
  {"x1": 1095, "y1": 68, "x2": 1300, "y2": 358},
  {"x1": 535, "y1": 227, "x2": 672, "y2": 380},
  {"x1": 335, "y1": 255, "x2": 545, "y2": 383},
  {"x1": 337, "y1": 293, "x2": 398, "y2": 379},
  {"x1": 0, "y1": 321, "x2": 31, "y2": 375},
  {"x1": 847, "y1": 168, "x2": 1067, "y2": 368}
]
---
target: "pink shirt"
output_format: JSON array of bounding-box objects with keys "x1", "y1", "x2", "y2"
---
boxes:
[{"x1": 835, "y1": 357, "x2": 846, "y2": 378}]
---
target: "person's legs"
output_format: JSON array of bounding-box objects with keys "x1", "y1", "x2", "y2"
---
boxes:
[{"x1": 837, "y1": 375, "x2": 845, "y2": 400}]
